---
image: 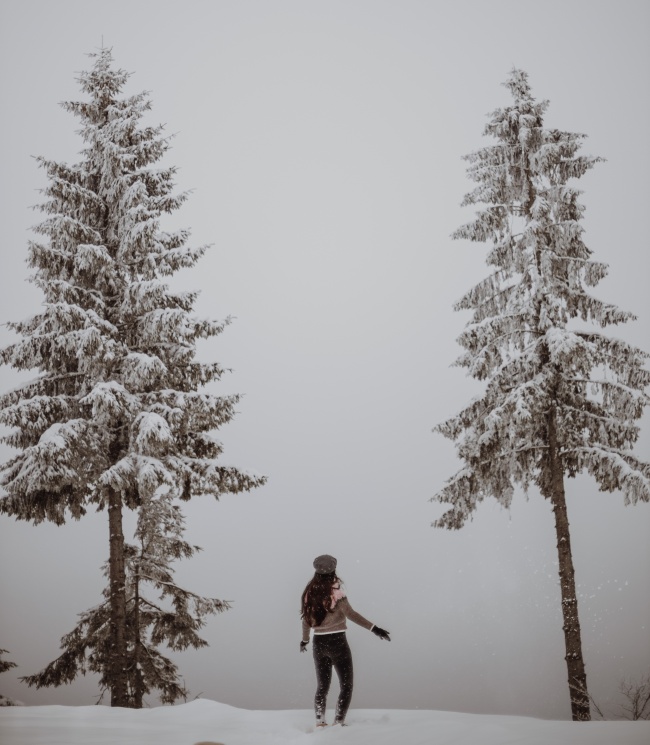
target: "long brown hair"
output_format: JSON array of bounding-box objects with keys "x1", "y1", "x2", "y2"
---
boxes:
[{"x1": 301, "y1": 572, "x2": 340, "y2": 627}]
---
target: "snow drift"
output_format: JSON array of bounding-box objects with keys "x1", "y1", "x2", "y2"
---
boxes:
[{"x1": 1, "y1": 699, "x2": 648, "y2": 745}]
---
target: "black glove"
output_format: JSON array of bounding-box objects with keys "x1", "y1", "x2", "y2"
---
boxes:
[
  {"x1": 372, "y1": 626, "x2": 391, "y2": 641},
  {"x1": 300, "y1": 641, "x2": 309, "y2": 653}
]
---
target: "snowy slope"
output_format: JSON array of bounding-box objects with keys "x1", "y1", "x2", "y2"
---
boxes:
[{"x1": 0, "y1": 699, "x2": 648, "y2": 745}]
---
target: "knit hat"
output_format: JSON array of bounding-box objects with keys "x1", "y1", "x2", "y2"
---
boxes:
[{"x1": 313, "y1": 554, "x2": 337, "y2": 574}]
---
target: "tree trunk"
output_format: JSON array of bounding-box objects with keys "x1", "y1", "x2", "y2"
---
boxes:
[
  {"x1": 108, "y1": 486, "x2": 129, "y2": 707},
  {"x1": 133, "y1": 568, "x2": 144, "y2": 708},
  {"x1": 548, "y1": 405, "x2": 591, "y2": 721}
]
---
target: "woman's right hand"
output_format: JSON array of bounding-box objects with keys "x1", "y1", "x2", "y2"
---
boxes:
[{"x1": 372, "y1": 626, "x2": 391, "y2": 641}]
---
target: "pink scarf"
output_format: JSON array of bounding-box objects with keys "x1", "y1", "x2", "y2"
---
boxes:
[{"x1": 330, "y1": 583, "x2": 346, "y2": 609}]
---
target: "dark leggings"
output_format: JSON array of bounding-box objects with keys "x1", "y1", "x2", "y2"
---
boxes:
[{"x1": 313, "y1": 632, "x2": 353, "y2": 723}]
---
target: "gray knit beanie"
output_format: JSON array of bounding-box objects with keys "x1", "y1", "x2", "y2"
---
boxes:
[{"x1": 313, "y1": 554, "x2": 337, "y2": 574}]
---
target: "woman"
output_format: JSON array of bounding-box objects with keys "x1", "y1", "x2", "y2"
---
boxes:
[{"x1": 300, "y1": 554, "x2": 390, "y2": 727}]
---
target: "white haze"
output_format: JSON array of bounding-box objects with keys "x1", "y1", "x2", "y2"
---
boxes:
[{"x1": 0, "y1": 0, "x2": 649, "y2": 721}]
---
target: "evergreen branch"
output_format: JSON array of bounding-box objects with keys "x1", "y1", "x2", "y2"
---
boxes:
[
  {"x1": 454, "y1": 268, "x2": 514, "y2": 310},
  {"x1": 455, "y1": 329, "x2": 543, "y2": 378},
  {"x1": 137, "y1": 597, "x2": 167, "y2": 614},
  {"x1": 569, "y1": 377, "x2": 649, "y2": 401},
  {"x1": 560, "y1": 403, "x2": 638, "y2": 429},
  {"x1": 138, "y1": 573, "x2": 229, "y2": 606},
  {"x1": 463, "y1": 311, "x2": 530, "y2": 333},
  {"x1": 480, "y1": 444, "x2": 549, "y2": 468}
]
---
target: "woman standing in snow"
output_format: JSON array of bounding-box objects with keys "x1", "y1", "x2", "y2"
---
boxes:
[{"x1": 300, "y1": 554, "x2": 391, "y2": 728}]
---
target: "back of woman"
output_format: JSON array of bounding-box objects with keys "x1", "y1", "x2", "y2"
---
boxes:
[{"x1": 299, "y1": 554, "x2": 391, "y2": 728}]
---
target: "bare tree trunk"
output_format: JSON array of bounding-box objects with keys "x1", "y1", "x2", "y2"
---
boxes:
[
  {"x1": 133, "y1": 567, "x2": 144, "y2": 708},
  {"x1": 108, "y1": 486, "x2": 129, "y2": 707},
  {"x1": 548, "y1": 405, "x2": 591, "y2": 721}
]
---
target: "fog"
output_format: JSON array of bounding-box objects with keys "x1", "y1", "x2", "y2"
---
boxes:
[{"x1": 0, "y1": 0, "x2": 648, "y2": 721}]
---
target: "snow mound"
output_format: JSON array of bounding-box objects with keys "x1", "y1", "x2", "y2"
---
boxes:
[{"x1": 0, "y1": 698, "x2": 648, "y2": 745}]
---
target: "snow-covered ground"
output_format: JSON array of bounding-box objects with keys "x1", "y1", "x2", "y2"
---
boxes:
[{"x1": 0, "y1": 699, "x2": 648, "y2": 745}]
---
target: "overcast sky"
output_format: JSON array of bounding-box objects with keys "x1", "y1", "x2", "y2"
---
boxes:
[{"x1": 0, "y1": 0, "x2": 648, "y2": 720}]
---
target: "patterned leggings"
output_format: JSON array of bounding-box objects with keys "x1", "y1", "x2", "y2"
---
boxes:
[{"x1": 313, "y1": 632, "x2": 353, "y2": 724}]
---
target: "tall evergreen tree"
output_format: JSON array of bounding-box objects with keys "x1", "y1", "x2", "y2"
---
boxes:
[
  {"x1": 432, "y1": 69, "x2": 650, "y2": 721},
  {"x1": 0, "y1": 49, "x2": 264, "y2": 706}
]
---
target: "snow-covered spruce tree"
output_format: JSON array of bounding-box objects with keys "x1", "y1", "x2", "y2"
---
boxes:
[
  {"x1": 22, "y1": 489, "x2": 227, "y2": 706},
  {"x1": 0, "y1": 49, "x2": 264, "y2": 707},
  {"x1": 432, "y1": 69, "x2": 650, "y2": 721}
]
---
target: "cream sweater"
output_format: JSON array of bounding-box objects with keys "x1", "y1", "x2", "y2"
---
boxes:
[{"x1": 302, "y1": 594, "x2": 374, "y2": 643}]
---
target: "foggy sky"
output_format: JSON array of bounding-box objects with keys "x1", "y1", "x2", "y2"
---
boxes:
[{"x1": 0, "y1": 0, "x2": 649, "y2": 720}]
